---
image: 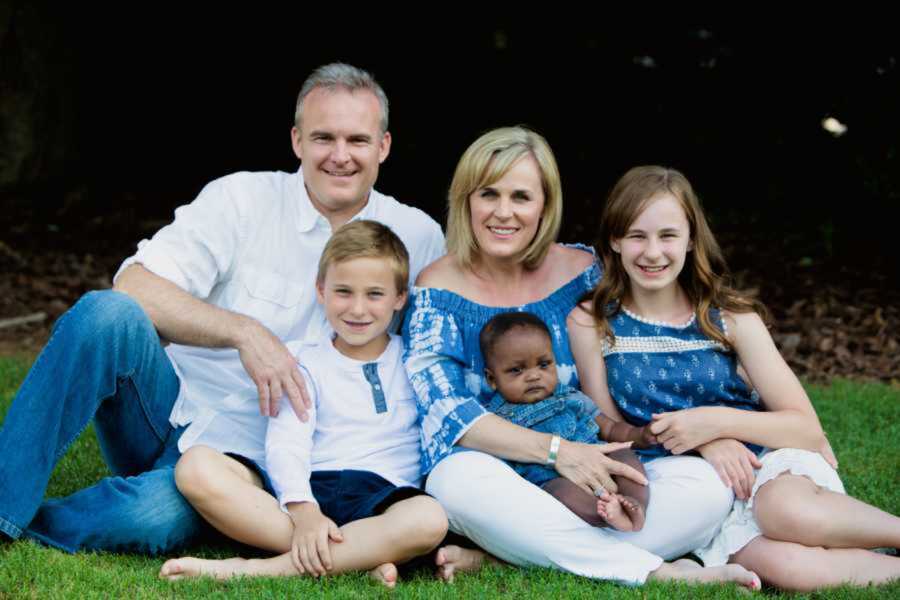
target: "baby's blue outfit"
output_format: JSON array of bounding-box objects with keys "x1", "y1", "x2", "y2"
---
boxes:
[
  {"x1": 403, "y1": 246, "x2": 600, "y2": 474},
  {"x1": 487, "y1": 390, "x2": 603, "y2": 487},
  {"x1": 604, "y1": 307, "x2": 762, "y2": 460}
]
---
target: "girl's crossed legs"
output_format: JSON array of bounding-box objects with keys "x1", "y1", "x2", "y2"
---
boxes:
[{"x1": 731, "y1": 471, "x2": 900, "y2": 591}]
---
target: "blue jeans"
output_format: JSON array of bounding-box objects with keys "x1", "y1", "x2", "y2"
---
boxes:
[{"x1": 0, "y1": 290, "x2": 209, "y2": 554}]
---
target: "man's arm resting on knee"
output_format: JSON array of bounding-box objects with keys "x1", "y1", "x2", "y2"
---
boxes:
[{"x1": 114, "y1": 264, "x2": 310, "y2": 419}]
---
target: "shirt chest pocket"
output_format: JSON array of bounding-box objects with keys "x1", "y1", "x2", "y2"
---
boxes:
[
  {"x1": 234, "y1": 267, "x2": 307, "y2": 338},
  {"x1": 497, "y1": 398, "x2": 576, "y2": 438}
]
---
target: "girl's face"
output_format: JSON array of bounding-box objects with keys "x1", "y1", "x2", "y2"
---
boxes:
[{"x1": 611, "y1": 192, "x2": 693, "y2": 296}]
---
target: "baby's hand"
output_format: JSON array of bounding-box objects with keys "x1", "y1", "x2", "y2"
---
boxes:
[{"x1": 636, "y1": 425, "x2": 659, "y2": 449}]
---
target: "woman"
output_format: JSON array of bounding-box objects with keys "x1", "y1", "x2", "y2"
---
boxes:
[{"x1": 403, "y1": 127, "x2": 758, "y2": 586}]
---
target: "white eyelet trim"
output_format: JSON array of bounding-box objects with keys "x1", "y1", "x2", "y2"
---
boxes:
[{"x1": 622, "y1": 306, "x2": 696, "y2": 329}]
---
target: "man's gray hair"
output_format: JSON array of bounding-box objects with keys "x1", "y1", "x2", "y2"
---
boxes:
[{"x1": 294, "y1": 63, "x2": 389, "y2": 134}]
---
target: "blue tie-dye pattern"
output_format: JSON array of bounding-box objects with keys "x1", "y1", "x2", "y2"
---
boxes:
[
  {"x1": 604, "y1": 309, "x2": 763, "y2": 461},
  {"x1": 402, "y1": 246, "x2": 601, "y2": 474}
]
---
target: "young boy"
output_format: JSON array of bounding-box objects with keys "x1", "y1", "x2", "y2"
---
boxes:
[
  {"x1": 480, "y1": 311, "x2": 654, "y2": 531},
  {"x1": 159, "y1": 220, "x2": 447, "y2": 587}
]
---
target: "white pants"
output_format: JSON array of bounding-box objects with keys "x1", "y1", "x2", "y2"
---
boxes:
[{"x1": 426, "y1": 451, "x2": 733, "y2": 584}]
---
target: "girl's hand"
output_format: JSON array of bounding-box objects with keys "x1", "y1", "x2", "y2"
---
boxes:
[
  {"x1": 696, "y1": 439, "x2": 762, "y2": 500},
  {"x1": 287, "y1": 502, "x2": 343, "y2": 576},
  {"x1": 649, "y1": 407, "x2": 723, "y2": 454},
  {"x1": 818, "y1": 435, "x2": 839, "y2": 470}
]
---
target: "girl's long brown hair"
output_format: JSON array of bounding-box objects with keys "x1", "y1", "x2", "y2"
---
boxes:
[{"x1": 588, "y1": 166, "x2": 768, "y2": 348}]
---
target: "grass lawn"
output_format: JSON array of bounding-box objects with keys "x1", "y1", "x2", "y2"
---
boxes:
[{"x1": 1, "y1": 353, "x2": 898, "y2": 598}]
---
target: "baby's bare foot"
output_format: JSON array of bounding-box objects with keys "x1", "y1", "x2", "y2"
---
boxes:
[
  {"x1": 368, "y1": 562, "x2": 398, "y2": 588},
  {"x1": 618, "y1": 494, "x2": 646, "y2": 531},
  {"x1": 435, "y1": 545, "x2": 489, "y2": 583},
  {"x1": 596, "y1": 491, "x2": 634, "y2": 531}
]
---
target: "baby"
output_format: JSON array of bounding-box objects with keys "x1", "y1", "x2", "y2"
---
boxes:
[{"x1": 480, "y1": 311, "x2": 650, "y2": 531}]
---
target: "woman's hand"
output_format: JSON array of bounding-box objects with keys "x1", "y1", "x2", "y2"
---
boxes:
[
  {"x1": 649, "y1": 407, "x2": 724, "y2": 454},
  {"x1": 696, "y1": 439, "x2": 762, "y2": 500},
  {"x1": 555, "y1": 440, "x2": 648, "y2": 495}
]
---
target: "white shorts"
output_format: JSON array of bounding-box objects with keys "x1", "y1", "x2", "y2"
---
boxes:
[{"x1": 695, "y1": 447, "x2": 845, "y2": 567}]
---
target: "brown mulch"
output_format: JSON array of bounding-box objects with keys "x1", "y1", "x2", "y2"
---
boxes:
[{"x1": 0, "y1": 221, "x2": 897, "y2": 385}]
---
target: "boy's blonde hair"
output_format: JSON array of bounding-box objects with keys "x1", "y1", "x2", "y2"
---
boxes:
[{"x1": 316, "y1": 220, "x2": 410, "y2": 292}]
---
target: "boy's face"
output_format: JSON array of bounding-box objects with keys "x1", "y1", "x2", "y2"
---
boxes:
[
  {"x1": 316, "y1": 256, "x2": 407, "y2": 361},
  {"x1": 485, "y1": 326, "x2": 558, "y2": 404}
]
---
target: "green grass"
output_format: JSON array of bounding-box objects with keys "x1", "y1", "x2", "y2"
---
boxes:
[{"x1": 1, "y1": 354, "x2": 898, "y2": 598}]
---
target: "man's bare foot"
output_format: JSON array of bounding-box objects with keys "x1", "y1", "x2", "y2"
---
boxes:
[
  {"x1": 159, "y1": 557, "x2": 250, "y2": 581},
  {"x1": 650, "y1": 558, "x2": 761, "y2": 590},
  {"x1": 435, "y1": 545, "x2": 490, "y2": 583},
  {"x1": 596, "y1": 492, "x2": 645, "y2": 531},
  {"x1": 368, "y1": 562, "x2": 398, "y2": 588}
]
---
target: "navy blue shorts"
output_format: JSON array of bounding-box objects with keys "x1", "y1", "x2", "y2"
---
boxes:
[{"x1": 228, "y1": 454, "x2": 425, "y2": 527}]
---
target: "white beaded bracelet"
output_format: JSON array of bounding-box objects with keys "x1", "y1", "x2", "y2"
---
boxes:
[{"x1": 547, "y1": 434, "x2": 561, "y2": 466}]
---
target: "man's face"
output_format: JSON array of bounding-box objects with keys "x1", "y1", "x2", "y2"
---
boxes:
[{"x1": 292, "y1": 87, "x2": 391, "y2": 224}]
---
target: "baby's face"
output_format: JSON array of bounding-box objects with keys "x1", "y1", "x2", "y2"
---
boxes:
[{"x1": 485, "y1": 326, "x2": 558, "y2": 403}]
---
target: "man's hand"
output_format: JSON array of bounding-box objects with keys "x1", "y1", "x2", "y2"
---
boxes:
[
  {"x1": 554, "y1": 440, "x2": 648, "y2": 495},
  {"x1": 236, "y1": 318, "x2": 311, "y2": 419},
  {"x1": 649, "y1": 407, "x2": 722, "y2": 454},
  {"x1": 287, "y1": 502, "x2": 344, "y2": 576},
  {"x1": 696, "y1": 438, "x2": 762, "y2": 500}
]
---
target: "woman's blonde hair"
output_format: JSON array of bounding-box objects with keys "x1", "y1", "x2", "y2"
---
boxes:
[{"x1": 446, "y1": 126, "x2": 562, "y2": 270}]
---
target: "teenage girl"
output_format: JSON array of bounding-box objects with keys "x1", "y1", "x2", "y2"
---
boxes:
[{"x1": 568, "y1": 165, "x2": 900, "y2": 591}]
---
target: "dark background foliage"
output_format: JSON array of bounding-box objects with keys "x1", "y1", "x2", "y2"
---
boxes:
[{"x1": 1, "y1": 7, "x2": 898, "y2": 380}]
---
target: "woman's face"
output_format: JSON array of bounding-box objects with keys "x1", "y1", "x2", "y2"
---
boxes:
[{"x1": 468, "y1": 155, "x2": 545, "y2": 262}]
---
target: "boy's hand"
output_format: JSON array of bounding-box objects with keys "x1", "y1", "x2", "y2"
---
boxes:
[
  {"x1": 287, "y1": 502, "x2": 343, "y2": 576},
  {"x1": 696, "y1": 438, "x2": 762, "y2": 500}
]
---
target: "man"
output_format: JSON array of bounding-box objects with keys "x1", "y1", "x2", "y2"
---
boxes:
[{"x1": 0, "y1": 63, "x2": 445, "y2": 554}]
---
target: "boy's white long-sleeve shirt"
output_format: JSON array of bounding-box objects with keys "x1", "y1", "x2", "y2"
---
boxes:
[{"x1": 265, "y1": 334, "x2": 422, "y2": 510}]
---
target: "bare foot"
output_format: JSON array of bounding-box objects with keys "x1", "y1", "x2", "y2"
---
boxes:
[
  {"x1": 618, "y1": 494, "x2": 645, "y2": 531},
  {"x1": 160, "y1": 553, "x2": 298, "y2": 581},
  {"x1": 159, "y1": 556, "x2": 250, "y2": 581},
  {"x1": 596, "y1": 492, "x2": 644, "y2": 531},
  {"x1": 368, "y1": 562, "x2": 398, "y2": 588},
  {"x1": 650, "y1": 558, "x2": 761, "y2": 590},
  {"x1": 435, "y1": 545, "x2": 489, "y2": 583}
]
